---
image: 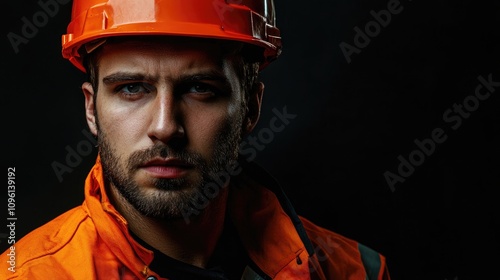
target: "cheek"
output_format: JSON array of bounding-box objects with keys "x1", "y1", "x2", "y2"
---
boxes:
[
  {"x1": 189, "y1": 109, "x2": 225, "y2": 138},
  {"x1": 186, "y1": 105, "x2": 241, "y2": 149},
  {"x1": 97, "y1": 100, "x2": 145, "y2": 149}
]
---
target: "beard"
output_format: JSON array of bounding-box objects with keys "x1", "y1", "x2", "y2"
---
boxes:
[{"x1": 97, "y1": 115, "x2": 243, "y2": 221}]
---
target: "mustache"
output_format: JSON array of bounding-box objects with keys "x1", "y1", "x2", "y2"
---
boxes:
[{"x1": 126, "y1": 143, "x2": 205, "y2": 170}]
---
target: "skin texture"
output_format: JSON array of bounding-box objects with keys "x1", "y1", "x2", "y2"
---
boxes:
[{"x1": 81, "y1": 38, "x2": 264, "y2": 267}]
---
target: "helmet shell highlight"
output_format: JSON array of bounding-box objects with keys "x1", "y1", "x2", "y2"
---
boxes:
[{"x1": 61, "y1": 0, "x2": 282, "y2": 72}]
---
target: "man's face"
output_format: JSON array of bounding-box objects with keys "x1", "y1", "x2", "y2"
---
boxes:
[{"x1": 83, "y1": 38, "x2": 258, "y2": 220}]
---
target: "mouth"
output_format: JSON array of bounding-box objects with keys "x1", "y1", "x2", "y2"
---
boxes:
[{"x1": 139, "y1": 158, "x2": 194, "y2": 179}]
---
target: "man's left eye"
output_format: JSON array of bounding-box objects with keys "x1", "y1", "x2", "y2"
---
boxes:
[{"x1": 186, "y1": 83, "x2": 218, "y2": 97}]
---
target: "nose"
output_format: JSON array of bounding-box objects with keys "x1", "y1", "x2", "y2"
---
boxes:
[{"x1": 147, "y1": 92, "x2": 185, "y2": 144}]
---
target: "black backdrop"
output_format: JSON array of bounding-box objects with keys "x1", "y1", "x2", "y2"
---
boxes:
[{"x1": 2, "y1": 1, "x2": 499, "y2": 279}]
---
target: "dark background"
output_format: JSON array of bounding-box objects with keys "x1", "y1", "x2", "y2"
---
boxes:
[{"x1": 2, "y1": 1, "x2": 499, "y2": 279}]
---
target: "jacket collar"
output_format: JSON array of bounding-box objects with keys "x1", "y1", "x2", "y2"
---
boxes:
[
  {"x1": 83, "y1": 156, "x2": 314, "y2": 278},
  {"x1": 230, "y1": 159, "x2": 315, "y2": 277},
  {"x1": 82, "y1": 156, "x2": 154, "y2": 276}
]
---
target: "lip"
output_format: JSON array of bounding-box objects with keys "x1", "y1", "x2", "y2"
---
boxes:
[{"x1": 140, "y1": 158, "x2": 193, "y2": 179}]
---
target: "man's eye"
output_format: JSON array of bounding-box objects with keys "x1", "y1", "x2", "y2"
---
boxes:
[
  {"x1": 187, "y1": 83, "x2": 217, "y2": 96},
  {"x1": 116, "y1": 83, "x2": 151, "y2": 95}
]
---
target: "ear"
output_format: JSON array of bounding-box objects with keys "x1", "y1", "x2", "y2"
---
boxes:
[
  {"x1": 242, "y1": 82, "x2": 264, "y2": 137},
  {"x1": 82, "y1": 82, "x2": 98, "y2": 137}
]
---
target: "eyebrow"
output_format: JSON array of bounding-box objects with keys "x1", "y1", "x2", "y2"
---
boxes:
[
  {"x1": 102, "y1": 70, "x2": 230, "y2": 86},
  {"x1": 102, "y1": 72, "x2": 154, "y2": 85}
]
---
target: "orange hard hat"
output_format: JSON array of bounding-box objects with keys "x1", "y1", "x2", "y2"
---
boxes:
[{"x1": 61, "y1": 0, "x2": 282, "y2": 72}]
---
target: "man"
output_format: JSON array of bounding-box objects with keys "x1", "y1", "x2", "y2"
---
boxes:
[{"x1": 1, "y1": 1, "x2": 390, "y2": 279}]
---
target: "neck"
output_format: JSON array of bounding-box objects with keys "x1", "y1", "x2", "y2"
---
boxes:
[{"x1": 109, "y1": 185, "x2": 229, "y2": 268}]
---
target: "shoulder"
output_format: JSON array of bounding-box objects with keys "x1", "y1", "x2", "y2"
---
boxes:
[
  {"x1": 300, "y1": 216, "x2": 361, "y2": 258},
  {"x1": 300, "y1": 216, "x2": 391, "y2": 280},
  {"x1": 13, "y1": 206, "x2": 91, "y2": 261},
  {"x1": 0, "y1": 206, "x2": 93, "y2": 279}
]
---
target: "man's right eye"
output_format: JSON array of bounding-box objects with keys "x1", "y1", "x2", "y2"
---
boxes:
[{"x1": 115, "y1": 82, "x2": 152, "y2": 95}]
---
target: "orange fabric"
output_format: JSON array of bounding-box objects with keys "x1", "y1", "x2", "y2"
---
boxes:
[
  {"x1": 1, "y1": 157, "x2": 390, "y2": 279},
  {"x1": 301, "y1": 218, "x2": 391, "y2": 280}
]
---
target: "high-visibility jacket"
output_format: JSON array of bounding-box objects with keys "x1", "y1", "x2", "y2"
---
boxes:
[{"x1": 1, "y1": 157, "x2": 391, "y2": 279}]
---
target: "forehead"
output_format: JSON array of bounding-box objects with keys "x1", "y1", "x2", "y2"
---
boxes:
[
  {"x1": 95, "y1": 36, "x2": 242, "y2": 68},
  {"x1": 90, "y1": 37, "x2": 245, "y2": 87}
]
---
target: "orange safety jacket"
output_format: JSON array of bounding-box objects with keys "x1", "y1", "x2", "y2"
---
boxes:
[{"x1": 1, "y1": 157, "x2": 391, "y2": 279}]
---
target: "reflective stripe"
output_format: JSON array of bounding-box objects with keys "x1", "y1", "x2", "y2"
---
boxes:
[{"x1": 358, "y1": 243, "x2": 381, "y2": 280}]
